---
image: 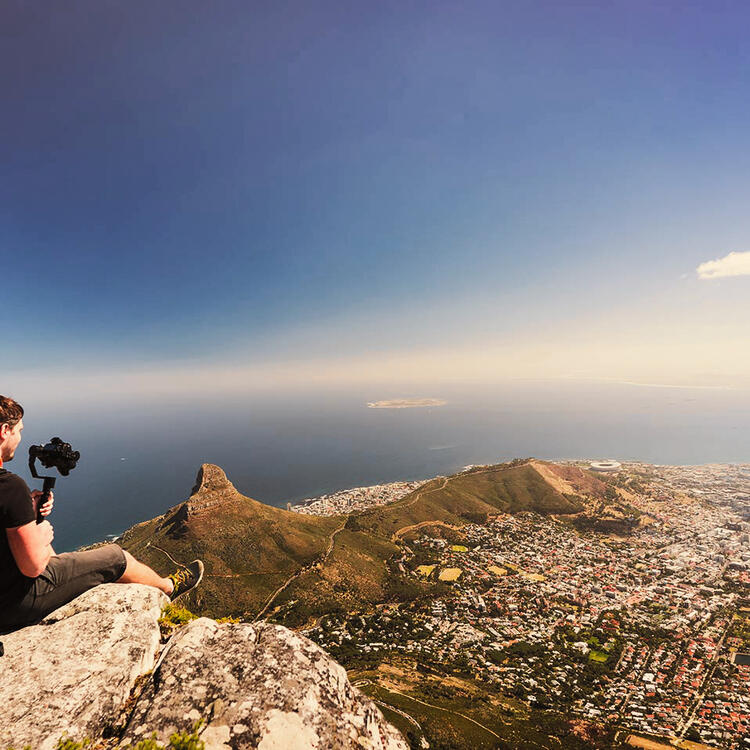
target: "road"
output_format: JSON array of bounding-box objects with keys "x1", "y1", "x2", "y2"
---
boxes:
[
  {"x1": 392, "y1": 520, "x2": 460, "y2": 542},
  {"x1": 378, "y1": 685, "x2": 502, "y2": 742},
  {"x1": 253, "y1": 519, "x2": 347, "y2": 621},
  {"x1": 617, "y1": 646, "x2": 652, "y2": 716},
  {"x1": 390, "y1": 463, "x2": 527, "y2": 541},
  {"x1": 675, "y1": 618, "x2": 732, "y2": 739},
  {"x1": 354, "y1": 679, "x2": 503, "y2": 746},
  {"x1": 256, "y1": 462, "x2": 528, "y2": 619}
]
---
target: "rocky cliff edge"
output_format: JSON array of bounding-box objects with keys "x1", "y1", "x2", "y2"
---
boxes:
[{"x1": 0, "y1": 584, "x2": 407, "y2": 750}]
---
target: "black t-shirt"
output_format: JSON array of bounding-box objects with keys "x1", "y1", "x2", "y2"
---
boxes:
[{"x1": 0, "y1": 469, "x2": 35, "y2": 606}]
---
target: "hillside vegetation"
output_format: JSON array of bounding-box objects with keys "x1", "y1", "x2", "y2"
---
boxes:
[
  {"x1": 118, "y1": 465, "x2": 342, "y2": 617},
  {"x1": 352, "y1": 460, "x2": 586, "y2": 540},
  {"x1": 118, "y1": 460, "x2": 600, "y2": 620}
]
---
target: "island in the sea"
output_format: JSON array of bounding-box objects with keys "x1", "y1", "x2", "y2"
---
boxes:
[{"x1": 367, "y1": 398, "x2": 447, "y2": 409}]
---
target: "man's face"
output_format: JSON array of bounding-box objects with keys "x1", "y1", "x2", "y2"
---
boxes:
[{"x1": 0, "y1": 419, "x2": 23, "y2": 463}]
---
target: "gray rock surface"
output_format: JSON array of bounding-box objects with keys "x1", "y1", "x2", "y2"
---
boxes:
[
  {"x1": 1, "y1": 584, "x2": 407, "y2": 750},
  {"x1": 0, "y1": 584, "x2": 167, "y2": 750},
  {"x1": 121, "y1": 618, "x2": 408, "y2": 750}
]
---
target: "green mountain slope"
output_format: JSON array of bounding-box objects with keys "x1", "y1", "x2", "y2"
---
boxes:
[
  {"x1": 351, "y1": 460, "x2": 587, "y2": 539},
  {"x1": 119, "y1": 464, "x2": 342, "y2": 617},
  {"x1": 118, "y1": 459, "x2": 598, "y2": 619}
]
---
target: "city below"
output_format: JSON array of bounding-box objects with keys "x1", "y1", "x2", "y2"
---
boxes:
[{"x1": 292, "y1": 461, "x2": 750, "y2": 749}]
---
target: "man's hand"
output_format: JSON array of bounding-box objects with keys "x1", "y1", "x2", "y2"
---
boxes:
[{"x1": 31, "y1": 489, "x2": 54, "y2": 517}]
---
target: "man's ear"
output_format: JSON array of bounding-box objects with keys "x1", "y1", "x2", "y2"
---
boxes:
[{"x1": 0, "y1": 423, "x2": 10, "y2": 439}]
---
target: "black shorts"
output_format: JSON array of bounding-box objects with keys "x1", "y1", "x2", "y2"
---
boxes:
[{"x1": 0, "y1": 544, "x2": 127, "y2": 631}]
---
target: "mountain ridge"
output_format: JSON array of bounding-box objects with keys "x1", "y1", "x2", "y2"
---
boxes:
[{"x1": 117, "y1": 458, "x2": 623, "y2": 622}]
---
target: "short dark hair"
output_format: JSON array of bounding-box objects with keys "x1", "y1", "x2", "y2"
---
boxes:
[{"x1": 0, "y1": 396, "x2": 24, "y2": 428}]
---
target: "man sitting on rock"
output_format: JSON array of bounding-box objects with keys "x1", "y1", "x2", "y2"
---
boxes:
[{"x1": 0, "y1": 395, "x2": 203, "y2": 633}]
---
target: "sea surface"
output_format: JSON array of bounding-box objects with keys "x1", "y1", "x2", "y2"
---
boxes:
[{"x1": 13, "y1": 380, "x2": 750, "y2": 552}]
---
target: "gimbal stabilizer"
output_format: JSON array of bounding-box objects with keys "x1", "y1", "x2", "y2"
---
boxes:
[{"x1": 28, "y1": 437, "x2": 80, "y2": 524}]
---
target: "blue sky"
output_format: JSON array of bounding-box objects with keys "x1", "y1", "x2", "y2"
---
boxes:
[{"x1": 3, "y1": 1, "x2": 750, "y2": 400}]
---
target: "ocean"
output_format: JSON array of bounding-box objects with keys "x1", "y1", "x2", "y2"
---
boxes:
[{"x1": 12, "y1": 380, "x2": 750, "y2": 553}]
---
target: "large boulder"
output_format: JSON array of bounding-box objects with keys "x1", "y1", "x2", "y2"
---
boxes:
[
  {"x1": 0, "y1": 584, "x2": 166, "y2": 750},
  {"x1": 0, "y1": 584, "x2": 407, "y2": 750},
  {"x1": 121, "y1": 618, "x2": 408, "y2": 750}
]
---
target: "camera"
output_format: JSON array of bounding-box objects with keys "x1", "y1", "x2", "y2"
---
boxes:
[{"x1": 28, "y1": 438, "x2": 80, "y2": 476}]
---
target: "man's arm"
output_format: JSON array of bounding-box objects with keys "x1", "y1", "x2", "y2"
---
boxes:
[{"x1": 6, "y1": 520, "x2": 54, "y2": 578}]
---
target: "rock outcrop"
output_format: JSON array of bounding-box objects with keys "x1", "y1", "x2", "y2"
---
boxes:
[
  {"x1": 1, "y1": 584, "x2": 165, "y2": 749},
  {"x1": 122, "y1": 618, "x2": 406, "y2": 749},
  {"x1": 0, "y1": 584, "x2": 407, "y2": 750},
  {"x1": 186, "y1": 464, "x2": 243, "y2": 517}
]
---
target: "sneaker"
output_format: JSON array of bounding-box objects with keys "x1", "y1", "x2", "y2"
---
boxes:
[{"x1": 168, "y1": 560, "x2": 204, "y2": 602}]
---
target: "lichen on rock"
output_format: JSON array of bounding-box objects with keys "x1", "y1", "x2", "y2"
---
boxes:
[
  {"x1": 121, "y1": 618, "x2": 407, "y2": 749},
  {"x1": 0, "y1": 584, "x2": 166, "y2": 750},
  {"x1": 0, "y1": 584, "x2": 407, "y2": 750}
]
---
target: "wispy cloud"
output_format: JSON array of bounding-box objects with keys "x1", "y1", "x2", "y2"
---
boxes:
[{"x1": 696, "y1": 251, "x2": 750, "y2": 280}]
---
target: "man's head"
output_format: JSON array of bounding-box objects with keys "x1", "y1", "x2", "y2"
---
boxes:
[{"x1": 0, "y1": 395, "x2": 25, "y2": 464}]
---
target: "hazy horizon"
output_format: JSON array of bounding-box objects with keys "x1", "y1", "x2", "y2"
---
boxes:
[{"x1": 9, "y1": 378, "x2": 748, "y2": 553}]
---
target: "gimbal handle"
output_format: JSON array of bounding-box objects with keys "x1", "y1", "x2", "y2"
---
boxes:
[{"x1": 36, "y1": 477, "x2": 56, "y2": 524}]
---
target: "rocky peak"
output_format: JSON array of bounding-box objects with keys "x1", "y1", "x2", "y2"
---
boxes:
[
  {"x1": 0, "y1": 584, "x2": 408, "y2": 750},
  {"x1": 190, "y1": 463, "x2": 235, "y2": 497},
  {"x1": 187, "y1": 463, "x2": 242, "y2": 516}
]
